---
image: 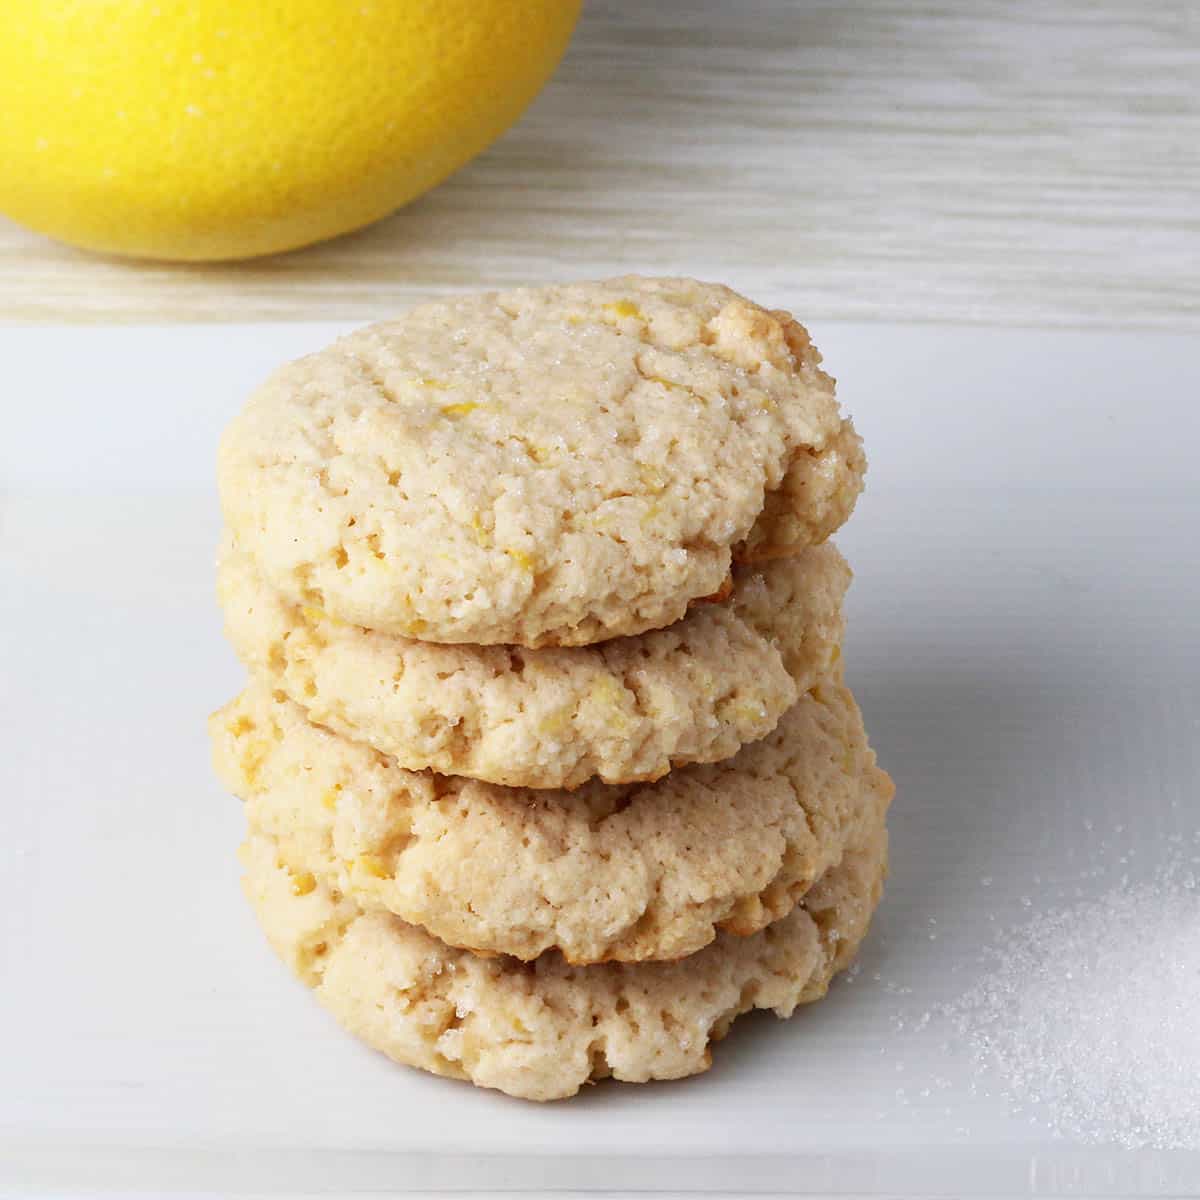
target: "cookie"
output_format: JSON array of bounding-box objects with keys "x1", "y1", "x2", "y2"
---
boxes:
[
  {"x1": 240, "y1": 801, "x2": 887, "y2": 1101},
  {"x1": 217, "y1": 535, "x2": 849, "y2": 789},
  {"x1": 217, "y1": 277, "x2": 863, "y2": 647},
  {"x1": 211, "y1": 674, "x2": 892, "y2": 964},
  {"x1": 738, "y1": 422, "x2": 867, "y2": 562}
]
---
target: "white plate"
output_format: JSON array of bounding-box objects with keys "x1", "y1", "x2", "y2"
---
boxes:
[{"x1": 2, "y1": 322, "x2": 1198, "y2": 1197}]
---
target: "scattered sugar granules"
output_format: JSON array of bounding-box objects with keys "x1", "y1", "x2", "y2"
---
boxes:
[{"x1": 949, "y1": 862, "x2": 1200, "y2": 1150}]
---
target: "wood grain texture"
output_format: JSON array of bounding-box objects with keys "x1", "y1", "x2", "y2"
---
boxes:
[{"x1": 0, "y1": 0, "x2": 1196, "y2": 327}]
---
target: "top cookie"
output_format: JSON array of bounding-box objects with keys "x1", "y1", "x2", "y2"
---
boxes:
[{"x1": 218, "y1": 276, "x2": 863, "y2": 647}]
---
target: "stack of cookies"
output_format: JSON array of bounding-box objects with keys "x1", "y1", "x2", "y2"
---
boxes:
[{"x1": 209, "y1": 277, "x2": 892, "y2": 1102}]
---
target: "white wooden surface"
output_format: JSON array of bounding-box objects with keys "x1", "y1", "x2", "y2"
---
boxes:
[{"x1": 0, "y1": 0, "x2": 1197, "y2": 327}]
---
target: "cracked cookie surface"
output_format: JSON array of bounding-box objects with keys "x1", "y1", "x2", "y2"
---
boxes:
[
  {"x1": 218, "y1": 536, "x2": 849, "y2": 789},
  {"x1": 217, "y1": 276, "x2": 863, "y2": 647},
  {"x1": 240, "y1": 794, "x2": 887, "y2": 1101},
  {"x1": 211, "y1": 673, "x2": 892, "y2": 964}
]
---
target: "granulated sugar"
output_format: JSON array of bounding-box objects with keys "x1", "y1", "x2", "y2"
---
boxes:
[{"x1": 950, "y1": 860, "x2": 1200, "y2": 1150}]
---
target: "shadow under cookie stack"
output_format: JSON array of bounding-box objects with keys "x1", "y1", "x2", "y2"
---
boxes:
[{"x1": 210, "y1": 277, "x2": 893, "y2": 1102}]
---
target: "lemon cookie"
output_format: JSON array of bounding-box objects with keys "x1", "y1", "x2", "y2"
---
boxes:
[
  {"x1": 211, "y1": 675, "x2": 892, "y2": 964},
  {"x1": 217, "y1": 277, "x2": 863, "y2": 647},
  {"x1": 217, "y1": 536, "x2": 849, "y2": 789},
  {"x1": 240, "y1": 800, "x2": 887, "y2": 1101}
]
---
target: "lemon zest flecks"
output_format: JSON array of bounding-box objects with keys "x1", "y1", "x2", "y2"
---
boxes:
[
  {"x1": 643, "y1": 373, "x2": 703, "y2": 402},
  {"x1": 470, "y1": 513, "x2": 493, "y2": 548},
  {"x1": 718, "y1": 697, "x2": 770, "y2": 727},
  {"x1": 537, "y1": 707, "x2": 573, "y2": 737},
  {"x1": 587, "y1": 674, "x2": 626, "y2": 710},
  {"x1": 603, "y1": 299, "x2": 644, "y2": 321},
  {"x1": 301, "y1": 604, "x2": 348, "y2": 628},
  {"x1": 504, "y1": 548, "x2": 536, "y2": 572},
  {"x1": 289, "y1": 870, "x2": 317, "y2": 896},
  {"x1": 239, "y1": 740, "x2": 269, "y2": 790},
  {"x1": 354, "y1": 855, "x2": 390, "y2": 879},
  {"x1": 584, "y1": 674, "x2": 631, "y2": 731}
]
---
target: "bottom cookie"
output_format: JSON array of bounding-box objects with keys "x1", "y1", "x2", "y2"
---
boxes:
[{"x1": 240, "y1": 802, "x2": 888, "y2": 1102}]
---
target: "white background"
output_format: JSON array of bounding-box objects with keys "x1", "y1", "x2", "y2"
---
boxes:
[{"x1": 2, "y1": 321, "x2": 1197, "y2": 1195}]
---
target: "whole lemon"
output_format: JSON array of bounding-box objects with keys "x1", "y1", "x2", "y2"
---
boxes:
[{"x1": 0, "y1": 1, "x2": 580, "y2": 261}]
